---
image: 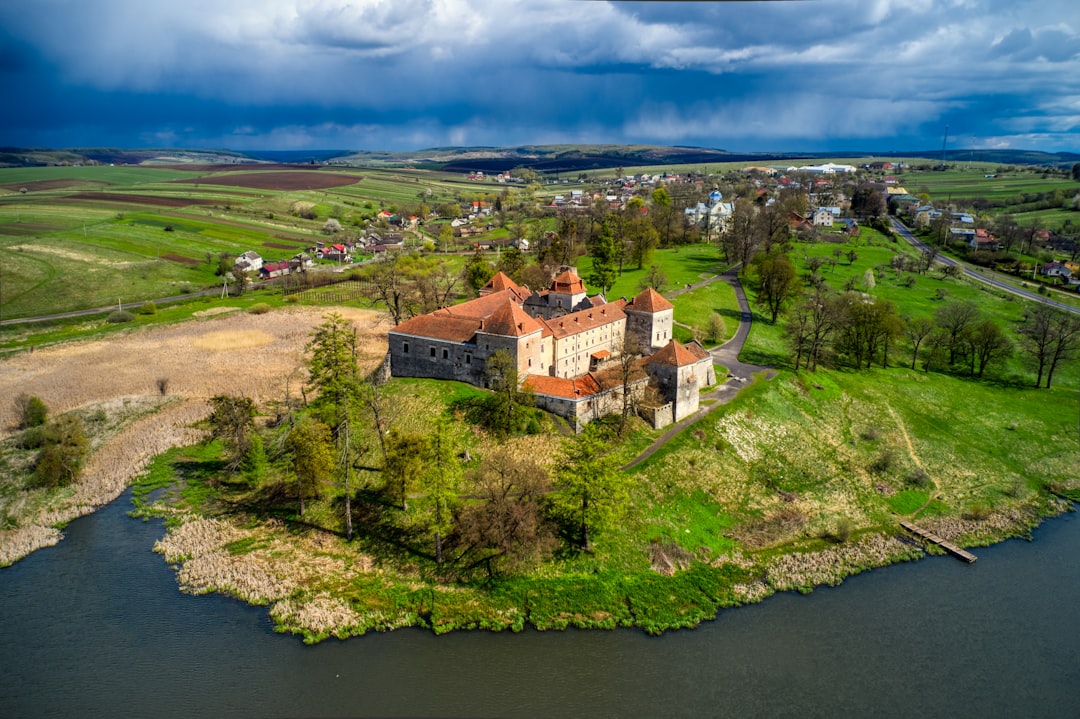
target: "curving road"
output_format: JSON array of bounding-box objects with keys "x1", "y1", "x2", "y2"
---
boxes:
[
  {"x1": 621, "y1": 266, "x2": 775, "y2": 470},
  {"x1": 890, "y1": 217, "x2": 1080, "y2": 315}
]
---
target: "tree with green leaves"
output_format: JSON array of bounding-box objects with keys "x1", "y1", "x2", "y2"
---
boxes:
[
  {"x1": 307, "y1": 312, "x2": 360, "y2": 418},
  {"x1": 15, "y1": 393, "x2": 48, "y2": 430},
  {"x1": 554, "y1": 424, "x2": 626, "y2": 550},
  {"x1": 306, "y1": 312, "x2": 366, "y2": 538},
  {"x1": 650, "y1": 186, "x2": 675, "y2": 246},
  {"x1": 420, "y1": 417, "x2": 462, "y2": 564},
  {"x1": 588, "y1": 217, "x2": 620, "y2": 296},
  {"x1": 285, "y1": 415, "x2": 334, "y2": 516},
  {"x1": 967, "y1": 319, "x2": 1012, "y2": 378},
  {"x1": 207, "y1": 394, "x2": 257, "y2": 474},
  {"x1": 750, "y1": 251, "x2": 802, "y2": 324},
  {"x1": 707, "y1": 312, "x2": 727, "y2": 346},
  {"x1": 382, "y1": 429, "x2": 428, "y2": 511},
  {"x1": 463, "y1": 251, "x2": 496, "y2": 292},
  {"x1": 438, "y1": 222, "x2": 453, "y2": 250},
  {"x1": 627, "y1": 202, "x2": 660, "y2": 270},
  {"x1": 497, "y1": 245, "x2": 526, "y2": 281},
  {"x1": 482, "y1": 349, "x2": 533, "y2": 438}
]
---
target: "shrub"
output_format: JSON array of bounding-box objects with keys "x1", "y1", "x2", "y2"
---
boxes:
[
  {"x1": 963, "y1": 503, "x2": 992, "y2": 521},
  {"x1": 834, "y1": 517, "x2": 853, "y2": 543},
  {"x1": 156, "y1": 378, "x2": 170, "y2": 395},
  {"x1": 137, "y1": 301, "x2": 157, "y2": 315},
  {"x1": 15, "y1": 425, "x2": 45, "y2": 450},
  {"x1": 906, "y1": 468, "x2": 932, "y2": 488},
  {"x1": 860, "y1": 426, "x2": 881, "y2": 442},
  {"x1": 15, "y1": 393, "x2": 48, "y2": 429},
  {"x1": 107, "y1": 310, "x2": 135, "y2": 323},
  {"x1": 869, "y1": 448, "x2": 896, "y2": 474},
  {"x1": 247, "y1": 303, "x2": 272, "y2": 315},
  {"x1": 33, "y1": 415, "x2": 88, "y2": 488}
]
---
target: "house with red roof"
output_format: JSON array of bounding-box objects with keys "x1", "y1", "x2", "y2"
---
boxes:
[{"x1": 387, "y1": 268, "x2": 713, "y2": 429}]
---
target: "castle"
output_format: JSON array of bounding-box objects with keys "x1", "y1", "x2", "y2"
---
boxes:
[{"x1": 387, "y1": 268, "x2": 715, "y2": 430}]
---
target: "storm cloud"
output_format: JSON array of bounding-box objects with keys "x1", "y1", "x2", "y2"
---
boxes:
[{"x1": 1, "y1": 0, "x2": 1077, "y2": 152}]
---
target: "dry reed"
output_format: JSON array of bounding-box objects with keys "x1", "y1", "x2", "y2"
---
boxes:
[{"x1": 0, "y1": 306, "x2": 390, "y2": 565}]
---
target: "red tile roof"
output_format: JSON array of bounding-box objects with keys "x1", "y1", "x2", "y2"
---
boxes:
[
  {"x1": 439, "y1": 289, "x2": 524, "y2": 321},
  {"x1": 481, "y1": 301, "x2": 543, "y2": 337},
  {"x1": 523, "y1": 374, "x2": 601, "y2": 399},
  {"x1": 479, "y1": 271, "x2": 522, "y2": 295},
  {"x1": 627, "y1": 287, "x2": 673, "y2": 313},
  {"x1": 551, "y1": 269, "x2": 586, "y2": 294},
  {"x1": 648, "y1": 340, "x2": 705, "y2": 367},
  {"x1": 391, "y1": 314, "x2": 481, "y2": 343},
  {"x1": 540, "y1": 303, "x2": 626, "y2": 339}
]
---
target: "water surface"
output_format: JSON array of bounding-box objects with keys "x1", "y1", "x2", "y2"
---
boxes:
[{"x1": 2, "y1": 493, "x2": 1078, "y2": 718}]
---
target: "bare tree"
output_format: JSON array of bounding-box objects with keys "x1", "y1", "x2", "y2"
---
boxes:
[
  {"x1": 902, "y1": 316, "x2": 937, "y2": 370},
  {"x1": 1019, "y1": 305, "x2": 1080, "y2": 388}
]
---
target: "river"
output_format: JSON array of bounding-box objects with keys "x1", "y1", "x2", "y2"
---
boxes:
[{"x1": 2, "y1": 491, "x2": 1078, "y2": 718}]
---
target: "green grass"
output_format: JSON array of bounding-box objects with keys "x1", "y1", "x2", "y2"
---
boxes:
[
  {"x1": 575, "y1": 244, "x2": 728, "y2": 300},
  {"x1": 0, "y1": 165, "x2": 203, "y2": 188},
  {"x1": 671, "y1": 280, "x2": 740, "y2": 344},
  {"x1": 886, "y1": 490, "x2": 929, "y2": 515}
]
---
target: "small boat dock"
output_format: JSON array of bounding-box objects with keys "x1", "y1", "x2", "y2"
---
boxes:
[{"x1": 900, "y1": 521, "x2": 977, "y2": 563}]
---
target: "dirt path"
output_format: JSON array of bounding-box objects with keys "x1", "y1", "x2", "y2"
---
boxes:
[{"x1": 885, "y1": 403, "x2": 940, "y2": 517}]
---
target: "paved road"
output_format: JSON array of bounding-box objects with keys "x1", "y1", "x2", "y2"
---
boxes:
[
  {"x1": 0, "y1": 288, "x2": 223, "y2": 326},
  {"x1": 622, "y1": 266, "x2": 774, "y2": 470},
  {"x1": 890, "y1": 217, "x2": 1080, "y2": 315}
]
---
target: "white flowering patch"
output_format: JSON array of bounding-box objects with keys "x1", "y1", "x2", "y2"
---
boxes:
[{"x1": 714, "y1": 411, "x2": 790, "y2": 463}]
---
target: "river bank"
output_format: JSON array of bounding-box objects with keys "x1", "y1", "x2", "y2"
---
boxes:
[
  {"x1": 5, "y1": 486, "x2": 1080, "y2": 719},
  {"x1": 137, "y1": 470, "x2": 1068, "y2": 642}
]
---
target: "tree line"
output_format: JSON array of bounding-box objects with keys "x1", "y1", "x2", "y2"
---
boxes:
[{"x1": 747, "y1": 245, "x2": 1080, "y2": 387}]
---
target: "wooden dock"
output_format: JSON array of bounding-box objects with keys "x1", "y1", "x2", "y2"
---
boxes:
[{"x1": 900, "y1": 521, "x2": 977, "y2": 563}]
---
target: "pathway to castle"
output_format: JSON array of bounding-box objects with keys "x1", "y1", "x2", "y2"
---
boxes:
[{"x1": 621, "y1": 266, "x2": 775, "y2": 470}]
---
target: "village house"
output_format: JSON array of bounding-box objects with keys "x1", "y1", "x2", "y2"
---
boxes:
[
  {"x1": 387, "y1": 269, "x2": 713, "y2": 430},
  {"x1": 233, "y1": 250, "x2": 263, "y2": 273},
  {"x1": 812, "y1": 208, "x2": 835, "y2": 227}
]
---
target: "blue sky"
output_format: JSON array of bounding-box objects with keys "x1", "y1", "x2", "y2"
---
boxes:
[{"x1": 2, "y1": 0, "x2": 1078, "y2": 153}]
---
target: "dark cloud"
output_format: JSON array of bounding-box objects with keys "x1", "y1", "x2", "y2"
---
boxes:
[{"x1": 0, "y1": 0, "x2": 1076, "y2": 152}]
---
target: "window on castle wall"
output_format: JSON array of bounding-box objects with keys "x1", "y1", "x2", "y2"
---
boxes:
[
  {"x1": 430, "y1": 347, "x2": 436, "y2": 357},
  {"x1": 403, "y1": 342, "x2": 410, "y2": 354},
  {"x1": 443, "y1": 349, "x2": 449, "y2": 359},
  {"x1": 466, "y1": 355, "x2": 471, "y2": 364}
]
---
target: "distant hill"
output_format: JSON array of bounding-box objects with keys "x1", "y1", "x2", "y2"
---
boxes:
[{"x1": 2, "y1": 144, "x2": 1076, "y2": 171}]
